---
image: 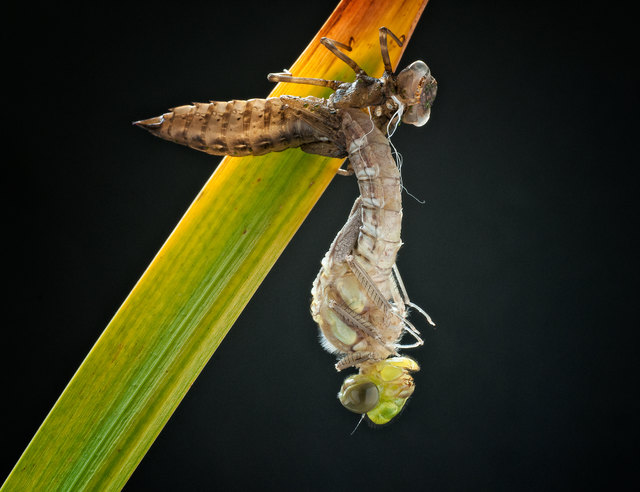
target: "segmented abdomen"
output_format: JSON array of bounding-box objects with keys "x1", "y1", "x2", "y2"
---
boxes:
[
  {"x1": 343, "y1": 109, "x2": 403, "y2": 279},
  {"x1": 310, "y1": 109, "x2": 405, "y2": 360},
  {"x1": 135, "y1": 96, "x2": 334, "y2": 156}
]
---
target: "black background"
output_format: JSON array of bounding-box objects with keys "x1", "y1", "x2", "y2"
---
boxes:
[{"x1": 3, "y1": 0, "x2": 637, "y2": 490}]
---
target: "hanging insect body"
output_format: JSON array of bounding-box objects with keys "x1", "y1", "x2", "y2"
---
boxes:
[{"x1": 135, "y1": 27, "x2": 437, "y2": 426}]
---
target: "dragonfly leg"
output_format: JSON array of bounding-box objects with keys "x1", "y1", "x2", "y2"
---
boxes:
[
  {"x1": 335, "y1": 351, "x2": 377, "y2": 371},
  {"x1": 336, "y1": 162, "x2": 354, "y2": 176},
  {"x1": 328, "y1": 197, "x2": 362, "y2": 264},
  {"x1": 346, "y1": 255, "x2": 393, "y2": 313},
  {"x1": 329, "y1": 300, "x2": 396, "y2": 354},
  {"x1": 300, "y1": 142, "x2": 348, "y2": 158},
  {"x1": 392, "y1": 264, "x2": 436, "y2": 327},
  {"x1": 378, "y1": 27, "x2": 406, "y2": 74},
  {"x1": 320, "y1": 35, "x2": 368, "y2": 77},
  {"x1": 267, "y1": 70, "x2": 342, "y2": 90},
  {"x1": 346, "y1": 255, "x2": 425, "y2": 348}
]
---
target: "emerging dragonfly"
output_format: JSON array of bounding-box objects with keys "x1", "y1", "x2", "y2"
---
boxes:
[{"x1": 135, "y1": 27, "x2": 437, "y2": 426}]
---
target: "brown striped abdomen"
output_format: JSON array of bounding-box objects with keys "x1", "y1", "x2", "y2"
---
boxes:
[{"x1": 135, "y1": 96, "x2": 341, "y2": 157}]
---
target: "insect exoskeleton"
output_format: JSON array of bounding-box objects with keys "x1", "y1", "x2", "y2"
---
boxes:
[
  {"x1": 136, "y1": 25, "x2": 438, "y2": 426},
  {"x1": 338, "y1": 356, "x2": 420, "y2": 425},
  {"x1": 395, "y1": 60, "x2": 438, "y2": 127}
]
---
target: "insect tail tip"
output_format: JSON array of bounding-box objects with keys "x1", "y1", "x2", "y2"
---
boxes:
[{"x1": 132, "y1": 115, "x2": 165, "y2": 129}]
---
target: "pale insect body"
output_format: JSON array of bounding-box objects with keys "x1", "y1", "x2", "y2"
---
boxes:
[{"x1": 135, "y1": 27, "x2": 437, "y2": 426}]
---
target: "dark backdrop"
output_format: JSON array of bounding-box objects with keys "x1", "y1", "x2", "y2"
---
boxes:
[{"x1": 4, "y1": 0, "x2": 637, "y2": 490}]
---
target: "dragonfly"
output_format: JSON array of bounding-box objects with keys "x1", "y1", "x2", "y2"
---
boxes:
[{"x1": 135, "y1": 27, "x2": 437, "y2": 426}]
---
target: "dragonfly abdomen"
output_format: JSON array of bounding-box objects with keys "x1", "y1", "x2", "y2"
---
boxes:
[
  {"x1": 342, "y1": 110, "x2": 403, "y2": 275},
  {"x1": 135, "y1": 97, "x2": 332, "y2": 157}
]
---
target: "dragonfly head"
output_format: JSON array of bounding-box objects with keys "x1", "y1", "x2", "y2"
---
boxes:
[
  {"x1": 395, "y1": 60, "x2": 437, "y2": 127},
  {"x1": 338, "y1": 356, "x2": 420, "y2": 425}
]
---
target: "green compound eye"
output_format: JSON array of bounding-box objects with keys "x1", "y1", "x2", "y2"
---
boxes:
[{"x1": 339, "y1": 381, "x2": 380, "y2": 414}]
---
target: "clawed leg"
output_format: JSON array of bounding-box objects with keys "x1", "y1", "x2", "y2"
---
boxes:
[
  {"x1": 335, "y1": 351, "x2": 377, "y2": 371},
  {"x1": 392, "y1": 264, "x2": 436, "y2": 327},
  {"x1": 322, "y1": 28, "x2": 406, "y2": 76},
  {"x1": 268, "y1": 27, "x2": 407, "y2": 91},
  {"x1": 336, "y1": 162, "x2": 354, "y2": 176},
  {"x1": 267, "y1": 34, "x2": 360, "y2": 88},
  {"x1": 267, "y1": 69, "x2": 343, "y2": 91},
  {"x1": 378, "y1": 27, "x2": 406, "y2": 74},
  {"x1": 327, "y1": 197, "x2": 362, "y2": 264},
  {"x1": 329, "y1": 300, "x2": 396, "y2": 354},
  {"x1": 346, "y1": 255, "x2": 425, "y2": 349},
  {"x1": 320, "y1": 35, "x2": 368, "y2": 77},
  {"x1": 346, "y1": 255, "x2": 393, "y2": 313}
]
